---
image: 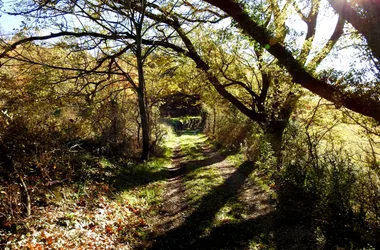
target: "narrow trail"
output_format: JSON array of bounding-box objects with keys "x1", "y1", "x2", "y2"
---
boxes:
[
  {"x1": 153, "y1": 144, "x2": 188, "y2": 234},
  {"x1": 146, "y1": 132, "x2": 315, "y2": 250}
]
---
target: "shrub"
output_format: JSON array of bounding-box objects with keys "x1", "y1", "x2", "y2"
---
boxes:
[{"x1": 279, "y1": 131, "x2": 380, "y2": 248}]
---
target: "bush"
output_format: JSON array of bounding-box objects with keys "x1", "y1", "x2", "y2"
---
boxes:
[{"x1": 279, "y1": 130, "x2": 380, "y2": 248}]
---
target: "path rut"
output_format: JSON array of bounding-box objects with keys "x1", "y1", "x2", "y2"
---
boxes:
[{"x1": 153, "y1": 145, "x2": 188, "y2": 233}]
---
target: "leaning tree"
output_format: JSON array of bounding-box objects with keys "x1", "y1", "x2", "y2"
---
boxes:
[{"x1": 201, "y1": 0, "x2": 380, "y2": 123}]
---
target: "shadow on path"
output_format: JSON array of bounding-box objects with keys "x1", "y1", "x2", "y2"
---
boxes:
[
  {"x1": 149, "y1": 161, "x2": 259, "y2": 249},
  {"x1": 142, "y1": 132, "x2": 319, "y2": 249},
  {"x1": 149, "y1": 135, "x2": 235, "y2": 241},
  {"x1": 111, "y1": 138, "x2": 233, "y2": 192},
  {"x1": 149, "y1": 157, "x2": 317, "y2": 249}
]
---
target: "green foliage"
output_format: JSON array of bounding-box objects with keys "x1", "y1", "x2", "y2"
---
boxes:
[
  {"x1": 165, "y1": 116, "x2": 203, "y2": 133},
  {"x1": 278, "y1": 122, "x2": 380, "y2": 248},
  {"x1": 204, "y1": 87, "x2": 380, "y2": 247},
  {"x1": 203, "y1": 101, "x2": 254, "y2": 149},
  {"x1": 185, "y1": 165, "x2": 223, "y2": 207}
]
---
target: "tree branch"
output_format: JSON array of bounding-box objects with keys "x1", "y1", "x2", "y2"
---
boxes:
[
  {"x1": 202, "y1": 0, "x2": 380, "y2": 123},
  {"x1": 307, "y1": 17, "x2": 345, "y2": 71},
  {"x1": 0, "y1": 31, "x2": 122, "y2": 59}
]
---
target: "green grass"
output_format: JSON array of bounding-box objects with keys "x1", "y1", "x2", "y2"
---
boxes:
[
  {"x1": 185, "y1": 166, "x2": 224, "y2": 206},
  {"x1": 214, "y1": 198, "x2": 246, "y2": 223},
  {"x1": 114, "y1": 125, "x2": 177, "y2": 208},
  {"x1": 226, "y1": 152, "x2": 246, "y2": 166},
  {"x1": 179, "y1": 133, "x2": 208, "y2": 161},
  {"x1": 308, "y1": 123, "x2": 380, "y2": 162},
  {"x1": 167, "y1": 116, "x2": 202, "y2": 123},
  {"x1": 175, "y1": 132, "x2": 224, "y2": 206},
  {"x1": 160, "y1": 124, "x2": 179, "y2": 151}
]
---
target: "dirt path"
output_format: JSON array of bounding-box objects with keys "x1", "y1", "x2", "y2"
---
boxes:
[
  {"x1": 146, "y1": 132, "x2": 314, "y2": 249},
  {"x1": 144, "y1": 132, "x2": 272, "y2": 249},
  {"x1": 153, "y1": 144, "x2": 188, "y2": 234}
]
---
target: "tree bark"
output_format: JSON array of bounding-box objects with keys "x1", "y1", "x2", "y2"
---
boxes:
[
  {"x1": 136, "y1": 57, "x2": 150, "y2": 161},
  {"x1": 327, "y1": 0, "x2": 380, "y2": 64},
  {"x1": 265, "y1": 120, "x2": 287, "y2": 170},
  {"x1": 212, "y1": 106, "x2": 216, "y2": 135},
  {"x1": 266, "y1": 92, "x2": 301, "y2": 169},
  {"x1": 134, "y1": 1, "x2": 150, "y2": 161}
]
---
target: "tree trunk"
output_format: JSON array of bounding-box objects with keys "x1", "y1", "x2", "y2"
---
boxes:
[
  {"x1": 266, "y1": 120, "x2": 287, "y2": 170},
  {"x1": 134, "y1": 7, "x2": 150, "y2": 161},
  {"x1": 212, "y1": 106, "x2": 216, "y2": 135},
  {"x1": 137, "y1": 89, "x2": 150, "y2": 161},
  {"x1": 266, "y1": 92, "x2": 301, "y2": 170},
  {"x1": 136, "y1": 56, "x2": 150, "y2": 161}
]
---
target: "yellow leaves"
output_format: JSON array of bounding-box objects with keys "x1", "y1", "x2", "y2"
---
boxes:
[{"x1": 251, "y1": 243, "x2": 266, "y2": 250}]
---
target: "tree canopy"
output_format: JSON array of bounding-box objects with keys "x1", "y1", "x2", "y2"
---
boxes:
[
  {"x1": 1, "y1": 0, "x2": 379, "y2": 124},
  {"x1": 1, "y1": 1, "x2": 380, "y2": 248}
]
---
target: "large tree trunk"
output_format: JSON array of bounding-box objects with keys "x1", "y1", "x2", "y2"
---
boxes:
[
  {"x1": 327, "y1": 0, "x2": 380, "y2": 64},
  {"x1": 266, "y1": 92, "x2": 301, "y2": 170},
  {"x1": 137, "y1": 92, "x2": 150, "y2": 161},
  {"x1": 265, "y1": 120, "x2": 287, "y2": 170},
  {"x1": 137, "y1": 60, "x2": 150, "y2": 161},
  {"x1": 212, "y1": 106, "x2": 216, "y2": 135},
  {"x1": 135, "y1": 6, "x2": 150, "y2": 161}
]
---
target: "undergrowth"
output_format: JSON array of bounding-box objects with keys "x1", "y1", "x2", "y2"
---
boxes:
[{"x1": 0, "y1": 125, "x2": 176, "y2": 249}]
